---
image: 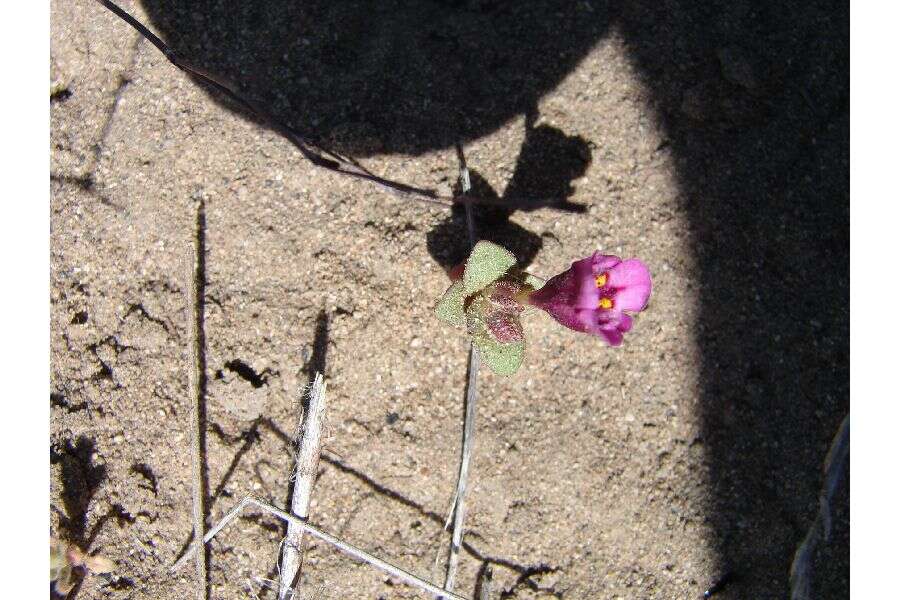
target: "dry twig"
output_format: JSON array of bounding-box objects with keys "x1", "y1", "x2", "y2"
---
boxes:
[
  {"x1": 185, "y1": 239, "x2": 207, "y2": 600},
  {"x1": 172, "y1": 495, "x2": 468, "y2": 600},
  {"x1": 278, "y1": 373, "x2": 328, "y2": 599}
]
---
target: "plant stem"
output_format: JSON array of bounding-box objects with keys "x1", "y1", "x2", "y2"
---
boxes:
[{"x1": 443, "y1": 142, "x2": 480, "y2": 595}]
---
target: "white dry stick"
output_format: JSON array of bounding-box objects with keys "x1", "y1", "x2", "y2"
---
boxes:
[
  {"x1": 172, "y1": 495, "x2": 469, "y2": 600},
  {"x1": 278, "y1": 373, "x2": 328, "y2": 599},
  {"x1": 789, "y1": 413, "x2": 850, "y2": 600},
  {"x1": 443, "y1": 143, "x2": 480, "y2": 595},
  {"x1": 444, "y1": 346, "x2": 479, "y2": 594},
  {"x1": 185, "y1": 241, "x2": 207, "y2": 600}
]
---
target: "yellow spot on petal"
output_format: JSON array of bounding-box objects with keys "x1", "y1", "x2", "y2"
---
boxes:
[
  {"x1": 599, "y1": 297, "x2": 613, "y2": 309},
  {"x1": 595, "y1": 273, "x2": 608, "y2": 288}
]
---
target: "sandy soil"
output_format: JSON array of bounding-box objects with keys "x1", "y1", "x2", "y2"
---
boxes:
[{"x1": 51, "y1": 1, "x2": 848, "y2": 598}]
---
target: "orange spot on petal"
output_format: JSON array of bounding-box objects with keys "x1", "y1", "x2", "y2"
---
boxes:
[
  {"x1": 599, "y1": 297, "x2": 613, "y2": 309},
  {"x1": 595, "y1": 273, "x2": 608, "y2": 288}
]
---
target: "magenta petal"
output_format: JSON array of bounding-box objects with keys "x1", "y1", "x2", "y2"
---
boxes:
[
  {"x1": 596, "y1": 326, "x2": 624, "y2": 346},
  {"x1": 535, "y1": 302, "x2": 631, "y2": 346},
  {"x1": 615, "y1": 312, "x2": 634, "y2": 333},
  {"x1": 575, "y1": 309, "x2": 598, "y2": 332},
  {"x1": 580, "y1": 309, "x2": 629, "y2": 345},
  {"x1": 542, "y1": 303, "x2": 587, "y2": 333},
  {"x1": 590, "y1": 252, "x2": 621, "y2": 273},
  {"x1": 528, "y1": 271, "x2": 573, "y2": 310},
  {"x1": 608, "y1": 259, "x2": 652, "y2": 311},
  {"x1": 527, "y1": 251, "x2": 650, "y2": 345},
  {"x1": 572, "y1": 257, "x2": 601, "y2": 309},
  {"x1": 596, "y1": 310, "x2": 632, "y2": 334}
]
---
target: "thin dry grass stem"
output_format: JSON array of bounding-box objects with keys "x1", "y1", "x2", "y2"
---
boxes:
[
  {"x1": 789, "y1": 414, "x2": 850, "y2": 600},
  {"x1": 185, "y1": 241, "x2": 207, "y2": 600},
  {"x1": 172, "y1": 496, "x2": 468, "y2": 600},
  {"x1": 442, "y1": 143, "x2": 480, "y2": 596},
  {"x1": 443, "y1": 346, "x2": 480, "y2": 594},
  {"x1": 278, "y1": 373, "x2": 328, "y2": 599}
]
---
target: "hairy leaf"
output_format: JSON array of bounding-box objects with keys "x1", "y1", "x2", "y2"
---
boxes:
[
  {"x1": 473, "y1": 334, "x2": 525, "y2": 376},
  {"x1": 435, "y1": 280, "x2": 467, "y2": 327},
  {"x1": 463, "y1": 241, "x2": 516, "y2": 295}
]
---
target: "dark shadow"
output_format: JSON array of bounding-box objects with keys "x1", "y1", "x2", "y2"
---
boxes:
[
  {"x1": 501, "y1": 116, "x2": 592, "y2": 213},
  {"x1": 221, "y1": 359, "x2": 273, "y2": 388},
  {"x1": 138, "y1": 0, "x2": 614, "y2": 158},
  {"x1": 427, "y1": 169, "x2": 543, "y2": 270},
  {"x1": 193, "y1": 197, "x2": 209, "y2": 497},
  {"x1": 304, "y1": 310, "x2": 330, "y2": 380},
  {"x1": 51, "y1": 391, "x2": 88, "y2": 414},
  {"x1": 427, "y1": 118, "x2": 589, "y2": 270},
  {"x1": 497, "y1": 564, "x2": 560, "y2": 599},
  {"x1": 138, "y1": 1, "x2": 597, "y2": 271},
  {"x1": 613, "y1": 1, "x2": 849, "y2": 597},
  {"x1": 50, "y1": 436, "x2": 107, "y2": 600},
  {"x1": 50, "y1": 436, "x2": 107, "y2": 547},
  {"x1": 130, "y1": 463, "x2": 159, "y2": 495},
  {"x1": 131, "y1": 1, "x2": 848, "y2": 595}
]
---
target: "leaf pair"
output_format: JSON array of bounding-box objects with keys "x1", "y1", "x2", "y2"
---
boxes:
[{"x1": 436, "y1": 242, "x2": 529, "y2": 375}]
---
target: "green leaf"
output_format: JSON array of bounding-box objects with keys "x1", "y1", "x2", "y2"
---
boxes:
[
  {"x1": 435, "y1": 281, "x2": 467, "y2": 327},
  {"x1": 473, "y1": 334, "x2": 525, "y2": 376},
  {"x1": 463, "y1": 241, "x2": 516, "y2": 295},
  {"x1": 524, "y1": 273, "x2": 545, "y2": 290}
]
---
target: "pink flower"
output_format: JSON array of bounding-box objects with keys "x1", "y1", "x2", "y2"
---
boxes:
[{"x1": 527, "y1": 252, "x2": 652, "y2": 346}]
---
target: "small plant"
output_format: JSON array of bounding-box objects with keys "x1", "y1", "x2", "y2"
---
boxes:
[
  {"x1": 50, "y1": 537, "x2": 115, "y2": 595},
  {"x1": 436, "y1": 241, "x2": 652, "y2": 375}
]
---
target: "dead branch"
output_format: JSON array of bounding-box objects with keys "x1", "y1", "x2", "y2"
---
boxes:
[{"x1": 278, "y1": 373, "x2": 328, "y2": 599}]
